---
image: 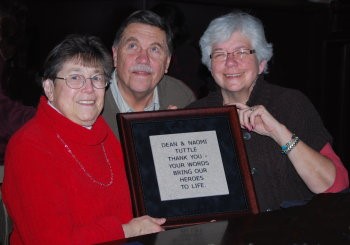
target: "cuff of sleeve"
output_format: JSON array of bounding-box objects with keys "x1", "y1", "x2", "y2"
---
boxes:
[{"x1": 321, "y1": 143, "x2": 349, "y2": 193}]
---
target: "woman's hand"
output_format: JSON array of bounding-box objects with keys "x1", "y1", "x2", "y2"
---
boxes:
[
  {"x1": 167, "y1": 105, "x2": 178, "y2": 109},
  {"x1": 122, "y1": 215, "x2": 166, "y2": 238},
  {"x1": 233, "y1": 103, "x2": 341, "y2": 192},
  {"x1": 234, "y1": 103, "x2": 285, "y2": 143}
]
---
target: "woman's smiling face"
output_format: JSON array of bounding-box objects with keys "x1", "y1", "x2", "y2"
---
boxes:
[
  {"x1": 210, "y1": 31, "x2": 266, "y2": 95},
  {"x1": 43, "y1": 60, "x2": 106, "y2": 127}
]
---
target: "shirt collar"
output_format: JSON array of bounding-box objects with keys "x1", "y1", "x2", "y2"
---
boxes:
[{"x1": 110, "y1": 69, "x2": 159, "y2": 112}]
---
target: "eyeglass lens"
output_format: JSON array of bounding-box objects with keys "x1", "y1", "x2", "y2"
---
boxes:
[{"x1": 66, "y1": 74, "x2": 107, "y2": 89}]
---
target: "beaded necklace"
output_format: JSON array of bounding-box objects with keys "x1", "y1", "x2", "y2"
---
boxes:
[{"x1": 56, "y1": 134, "x2": 114, "y2": 187}]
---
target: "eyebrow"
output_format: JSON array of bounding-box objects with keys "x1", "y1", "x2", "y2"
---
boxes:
[
  {"x1": 212, "y1": 49, "x2": 225, "y2": 52},
  {"x1": 65, "y1": 67, "x2": 103, "y2": 75},
  {"x1": 122, "y1": 36, "x2": 165, "y2": 50},
  {"x1": 122, "y1": 36, "x2": 138, "y2": 44},
  {"x1": 149, "y1": 42, "x2": 166, "y2": 53}
]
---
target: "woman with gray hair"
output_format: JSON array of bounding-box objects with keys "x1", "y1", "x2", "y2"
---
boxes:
[{"x1": 187, "y1": 11, "x2": 348, "y2": 212}]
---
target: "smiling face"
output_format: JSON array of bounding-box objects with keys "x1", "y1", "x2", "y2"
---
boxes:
[
  {"x1": 210, "y1": 31, "x2": 266, "y2": 102},
  {"x1": 112, "y1": 23, "x2": 171, "y2": 98},
  {"x1": 43, "y1": 60, "x2": 105, "y2": 127}
]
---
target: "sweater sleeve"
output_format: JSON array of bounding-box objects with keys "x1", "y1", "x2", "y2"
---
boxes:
[{"x1": 320, "y1": 143, "x2": 349, "y2": 192}]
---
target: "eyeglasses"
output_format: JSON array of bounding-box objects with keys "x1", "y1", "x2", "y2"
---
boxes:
[
  {"x1": 55, "y1": 74, "x2": 109, "y2": 89},
  {"x1": 210, "y1": 48, "x2": 256, "y2": 62}
]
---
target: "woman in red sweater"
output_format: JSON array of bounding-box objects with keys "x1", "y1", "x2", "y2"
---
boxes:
[{"x1": 2, "y1": 34, "x2": 165, "y2": 244}]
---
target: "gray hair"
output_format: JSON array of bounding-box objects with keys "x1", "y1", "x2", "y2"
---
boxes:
[
  {"x1": 113, "y1": 10, "x2": 173, "y2": 55},
  {"x1": 199, "y1": 11, "x2": 273, "y2": 73}
]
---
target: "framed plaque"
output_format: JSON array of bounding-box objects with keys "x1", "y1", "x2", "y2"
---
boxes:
[{"x1": 117, "y1": 106, "x2": 259, "y2": 228}]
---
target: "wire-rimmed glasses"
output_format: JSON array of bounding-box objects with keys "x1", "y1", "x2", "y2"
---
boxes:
[
  {"x1": 55, "y1": 74, "x2": 109, "y2": 89},
  {"x1": 210, "y1": 48, "x2": 256, "y2": 63}
]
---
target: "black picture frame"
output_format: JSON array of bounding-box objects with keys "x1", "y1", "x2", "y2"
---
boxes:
[{"x1": 117, "y1": 106, "x2": 259, "y2": 228}]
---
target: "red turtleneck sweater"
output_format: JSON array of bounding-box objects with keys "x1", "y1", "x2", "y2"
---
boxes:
[{"x1": 2, "y1": 96, "x2": 133, "y2": 244}]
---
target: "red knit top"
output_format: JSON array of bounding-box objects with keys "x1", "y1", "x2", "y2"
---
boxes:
[{"x1": 2, "y1": 96, "x2": 133, "y2": 244}]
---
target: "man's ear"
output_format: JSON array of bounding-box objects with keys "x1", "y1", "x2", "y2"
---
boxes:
[
  {"x1": 43, "y1": 79, "x2": 55, "y2": 101},
  {"x1": 165, "y1": 56, "x2": 171, "y2": 74},
  {"x1": 112, "y1": 46, "x2": 118, "y2": 68}
]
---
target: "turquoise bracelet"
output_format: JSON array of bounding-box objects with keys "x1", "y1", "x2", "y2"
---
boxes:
[{"x1": 281, "y1": 134, "x2": 300, "y2": 154}]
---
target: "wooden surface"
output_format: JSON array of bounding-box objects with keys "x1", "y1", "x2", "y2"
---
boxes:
[{"x1": 100, "y1": 191, "x2": 350, "y2": 245}]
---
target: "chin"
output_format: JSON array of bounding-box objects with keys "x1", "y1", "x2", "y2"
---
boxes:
[
  {"x1": 78, "y1": 117, "x2": 98, "y2": 127},
  {"x1": 131, "y1": 81, "x2": 153, "y2": 90},
  {"x1": 224, "y1": 86, "x2": 241, "y2": 92}
]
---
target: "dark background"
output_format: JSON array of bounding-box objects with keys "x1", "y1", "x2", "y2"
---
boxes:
[{"x1": 3, "y1": 0, "x2": 350, "y2": 169}]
